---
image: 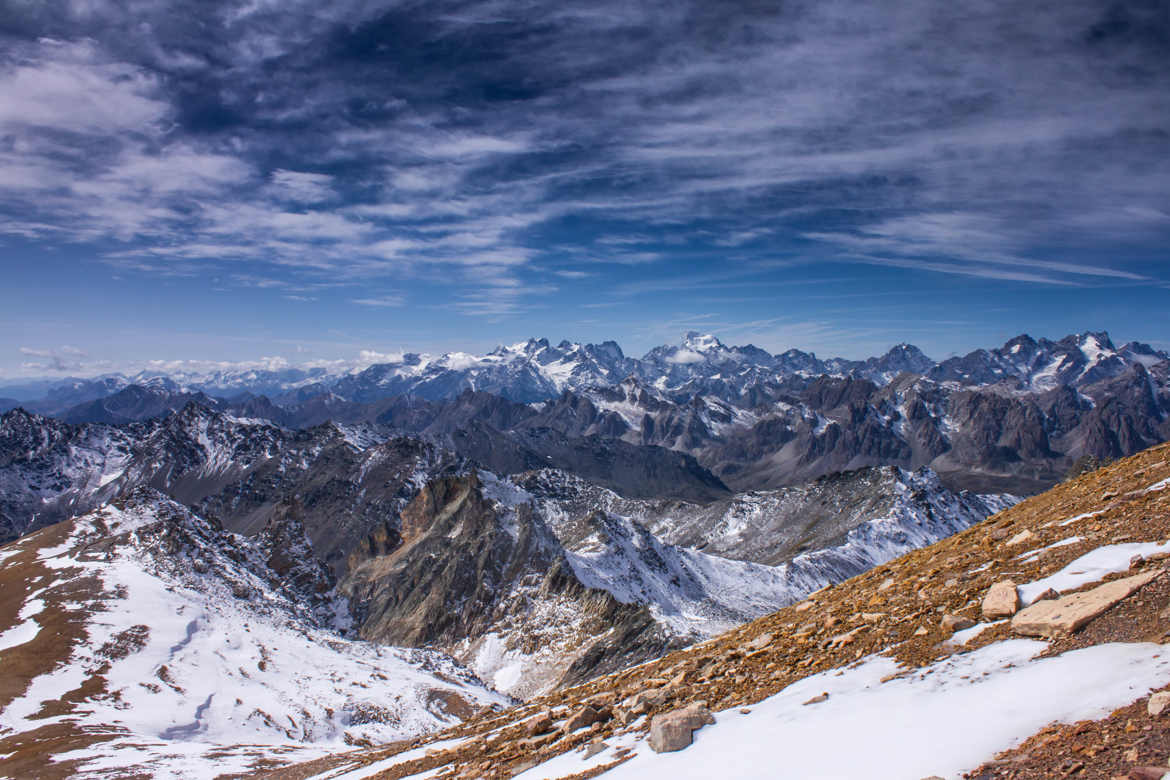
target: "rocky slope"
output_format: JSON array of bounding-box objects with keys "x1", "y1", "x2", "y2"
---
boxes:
[
  {"x1": 0, "y1": 402, "x2": 1017, "y2": 711},
  {"x1": 337, "y1": 465, "x2": 1013, "y2": 701},
  {"x1": 0, "y1": 404, "x2": 466, "y2": 561},
  {"x1": 262, "y1": 439, "x2": 1170, "y2": 780},
  {"x1": 0, "y1": 490, "x2": 508, "y2": 779},
  {"x1": 518, "y1": 465, "x2": 1015, "y2": 566},
  {"x1": 0, "y1": 403, "x2": 728, "y2": 549}
]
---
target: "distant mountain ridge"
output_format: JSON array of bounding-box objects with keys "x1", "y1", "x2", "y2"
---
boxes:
[
  {"x1": 3, "y1": 330, "x2": 1167, "y2": 498},
  {"x1": 4, "y1": 330, "x2": 1162, "y2": 408}
]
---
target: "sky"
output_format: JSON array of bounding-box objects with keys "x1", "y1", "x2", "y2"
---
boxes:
[{"x1": 1, "y1": 0, "x2": 1168, "y2": 378}]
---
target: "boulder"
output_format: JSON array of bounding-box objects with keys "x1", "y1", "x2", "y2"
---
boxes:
[
  {"x1": 564, "y1": 704, "x2": 611, "y2": 732},
  {"x1": 982, "y1": 580, "x2": 1020, "y2": 619},
  {"x1": 1006, "y1": 530, "x2": 1036, "y2": 547},
  {"x1": 624, "y1": 686, "x2": 671, "y2": 715},
  {"x1": 524, "y1": 711, "x2": 554, "y2": 736},
  {"x1": 746, "y1": 632, "x2": 773, "y2": 651},
  {"x1": 940, "y1": 614, "x2": 975, "y2": 633},
  {"x1": 1012, "y1": 570, "x2": 1161, "y2": 637},
  {"x1": 1148, "y1": 691, "x2": 1170, "y2": 717},
  {"x1": 647, "y1": 703, "x2": 715, "y2": 753},
  {"x1": 1127, "y1": 768, "x2": 1170, "y2": 780}
]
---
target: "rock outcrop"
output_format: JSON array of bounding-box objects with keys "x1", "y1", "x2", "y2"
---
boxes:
[
  {"x1": 1012, "y1": 570, "x2": 1163, "y2": 637},
  {"x1": 647, "y1": 703, "x2": 715, "y2": 753}
]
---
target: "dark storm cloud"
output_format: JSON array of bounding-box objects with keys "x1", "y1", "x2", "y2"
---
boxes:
[{"x1": 0, "y1": 0, "x2": 1168, "y2": 306}]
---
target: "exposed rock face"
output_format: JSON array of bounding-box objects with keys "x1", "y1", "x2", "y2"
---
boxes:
[
  {"x1": 340, "y1": 472, "x2": 676, "y2": 699},
  {"x1": 0, "y1": 405, "x2": 1016, "y2": 704},
  {"x1": 0, "y1": 405, "x2": 463, "y2": 569},
  {"x1": 647, "y1": 703, "x2": 715, "y2": 753},
  {"x1": 518, "y1": 466, "x2": 1014, "y2": 568},
  {"x1": 1011, "y1": 570, "x2": 1162, "y2": 637},
  {"x1": 982, "y1": 580, "x2": 1021, "y2": 619}
]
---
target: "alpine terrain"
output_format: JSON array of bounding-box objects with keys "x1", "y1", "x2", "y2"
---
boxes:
[{"x1": 0, "y1": 330, "x2": 1166, "y2": 778}]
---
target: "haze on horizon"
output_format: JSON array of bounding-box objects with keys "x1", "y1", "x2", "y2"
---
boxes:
[{"x1": 1, "y1": 0, "x2": 1168, "y2": 379}]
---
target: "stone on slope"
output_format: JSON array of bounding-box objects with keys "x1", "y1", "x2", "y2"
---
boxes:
[
  {"x1": 647, "y1": 703, "x2": 715, "y2": 753},
  {"x1": 525, "y1": 711, "x2": 554, "y2": 736},
  {"x1": 564, "y1": 704, "x2": 611, "y2": 732},
  {"x1": 1006, "y1": 530, "x2": 1037, "y2": 547},
  {"x1": 982, "y1": 580, "x2": 1020, "y2": 619},
  {"x1": 1147, "y1": 691, "x2": 1170, "y2": 717},
  {"x1": 940, "y1": 614, "x2": 975, "y2": 633},
  {"x1": 1011, "y1": 570, "x2": 1163, "y2": 637},
  {"x1": 746, "y1": 632, "x2": 773, "y2": 651}
]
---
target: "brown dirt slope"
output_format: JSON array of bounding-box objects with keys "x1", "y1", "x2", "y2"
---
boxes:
[{"x1": 257, "y1": 441, "x2": 1170, "y2": 780}]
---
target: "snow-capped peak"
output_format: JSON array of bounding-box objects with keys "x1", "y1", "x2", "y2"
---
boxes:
[{"x1": 682, "y1": 331, "x2": 724, "y2": 352}]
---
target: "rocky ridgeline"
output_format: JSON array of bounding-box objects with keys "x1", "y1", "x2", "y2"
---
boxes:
[{"x1": 264, "y1": 440, "x2": 1170, "y2": 779}]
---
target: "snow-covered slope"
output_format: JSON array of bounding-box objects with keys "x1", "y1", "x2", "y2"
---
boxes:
[
  {"x1": 403, "y1": 466, "x2": 1015, "y2": 698},
  {"x1": 0, "y1": 491, "x2": 507, "y2": 778},
  {"x1": 268, "y1": 438, "x2": 1170, "y2": 780},
  {"x1": 929, "y1": 331, "x2": 1162, "y2": 391},
  {"x1": 519, "y1": 466, "x2": 1016, "y2": 567}
]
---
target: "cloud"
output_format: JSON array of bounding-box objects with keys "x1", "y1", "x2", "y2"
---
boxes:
[
  {"x1": 0, "y1": 39, "x2": 168, "y2": 134},
  {"x1": 666, "y1": 348, "x2": 705, "y2": 364},
  {"x1": 0, "y1": 0, "x2": 1166, "y2": 310},
  {"x1": 270, "y1": 170, "x2": 336, "y2": 203},
  {"x1": 351, "y1": 295, "x2": 405, "y2": 307},
  {"x1": 19, "y1": 345, "x2": 90, "y2": 372}
]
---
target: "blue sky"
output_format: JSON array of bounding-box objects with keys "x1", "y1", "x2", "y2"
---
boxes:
[{"x1": 1, "y1": 0, "x2": 1168, "y2": 378}]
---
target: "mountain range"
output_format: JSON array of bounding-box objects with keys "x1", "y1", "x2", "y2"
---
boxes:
[
  {"x1": 0, "y1": 402, "x2": 1013, "y2": 700},
  {"x1": 4, "y1": 330, "x2": 1164, "y2": 498},
  {"x1": 2, "y1": 330, "x2": 1161, "y2": 409},
  {"x1": 1, "y1": 329, "x2": 1167, "y2": 776}
]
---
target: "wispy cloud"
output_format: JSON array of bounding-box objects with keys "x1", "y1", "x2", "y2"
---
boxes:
[
  {"x1": 19, "y1": 345, "x2": 89, "y2": 372},
  {"x1": 0, "y1": 0, "x2": 1166, "y2": 352},
  {"x1": 351, "y1": 295, "x2": 405, "y2": 307}
]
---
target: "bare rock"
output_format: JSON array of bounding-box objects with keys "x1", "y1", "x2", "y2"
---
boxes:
[
  {"x1": 982, "y1": 580, "x2": 1020, "y2": 619},
  {"x1": 940, "y1": 614, "x2": 975, "y2": 633},
  {"x1": 803, "y1": 692, "x2": 829, "y2": 705},
  {"x1": 524, "y1": 711, "x2": 554, "y2": 736},
  {"x1": 1012, "y1": 570, "x2": 1161, "y2": 637},
  {"x1": 646, "y1": 703, "x2": 715, "y2": 753},
  {"x1": 582, "y1": 741, "x2": 608, "y2": 759},
  {"x1": 564, "y1": 704, "x2": 611, "y2": 732},
  {"x1": 624, "y1": 685, "x2": 672, "y2": 716},
  {"x1": 1034, "y1": 588, "x2": 1060, "y2": 602},
  {"x1": 1127, "y1": 767, "x2": 1170, "y2": 780},
  {"x1": 1006, "y1": 530, "x2": 1037, "y2": 547},
  {"x1": 746, "y1": 632, "x2": 773, "y2": 651},
  {"x1": 583, "y1": 692, "x2": 616, "y2": 708},
  {"x1": 1148, "y1": 691, "x2": 1170, "y2": 717},
  {"x1": 825, "y1": 626, "x2": 864, "y2": 649}
]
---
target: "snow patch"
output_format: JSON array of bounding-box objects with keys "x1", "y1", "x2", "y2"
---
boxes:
[
  {"x1": 1018, "y1": 541, "x2": 1170, "y2": 604},
  {"x1": 592, "y1": 640, "x2": 1170, "y2": 780}
]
